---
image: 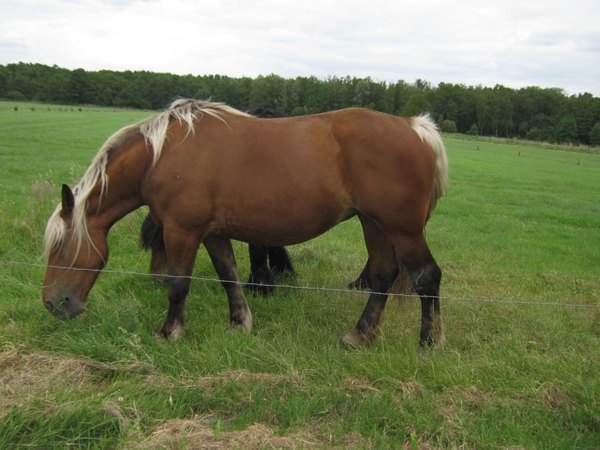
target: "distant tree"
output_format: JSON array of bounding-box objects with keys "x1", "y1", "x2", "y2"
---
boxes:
[
  {"x1": 3, "y1": 62, "x2": 599, "y2": 145},
  {"x1": 466, "y1": 124, "x2": 479, "y2": 136},
  {"x1": 475, "y1": 87, "x2": 495, "y2": 136},
  {"x1": 569, "y1": 93, "x2": 595, "y2": 144},
  {"x1": 589, "y1": 123, "x2": 600, "y2": 146},
  {"x1": 555, "y1": 114, "x2": 579, "y2": 144},
  {"x1": 401, "y1": 92, "x2": 431, "y2": 117},
  {"x1": 517, "y1": 121, "x2": 528, "y2": 139},
  {"x1": 290, "y1": 106, "x2": 306, "y2": 116},
  {"x1": 68, "y1": 68, "x2": 89, "y2": 104},
  {"x1": 526, "y1": 127, "x2": 546, "y2": 142},
  {"x1": 494, "y1": 85, "x2": 515, "y2": 137},
  {"x1": 352, "y1": 78, "x2": 371, "y2": 107}
]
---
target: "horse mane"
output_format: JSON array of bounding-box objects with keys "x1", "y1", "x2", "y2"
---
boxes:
[
  {"x1": 44, "y1": 99, "x2": 251, "y2": 258},
  {"x1": 408, "y1": 114, "x2": 449, "y2": 213},
  {"x1": 141, "y1": 99, "x2": 252, "y2": 167},
  {"x1": 245, "y1": 106, "x2": 288, "y2": 119}
]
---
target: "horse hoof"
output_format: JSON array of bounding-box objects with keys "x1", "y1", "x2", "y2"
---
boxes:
[
  {"x1": 417, "y1": 335, "x2": 445, "y2": 359},
  {"x1": 229, "y1": 314, "x2": 253, "y2": 335},
  {"x1": 341, "y1": 333, "x2": 365, "y2": 350},
  {"x1": 228, "y1": 324, "x2": 252, "y2": 335},
  {"x1": 160, "y1": 323, "x2": 184, "y2": 341}
]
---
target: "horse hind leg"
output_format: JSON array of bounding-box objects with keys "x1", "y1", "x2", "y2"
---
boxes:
[
  {"x1": 343, "y1": 215, "x2": 399, "y2": 348},
  {"x1": 205, "y1": 237, "x2": 252, "y2": 334},
  {"x1": 394, "y1": 234, "x2": 445, "y2": 348},
  {"x1": 268, "y1": 246, "x2": 295, "y2": 276},
  {"x1": 246, "y1": 245, "x2": 276, "y2": 296}
]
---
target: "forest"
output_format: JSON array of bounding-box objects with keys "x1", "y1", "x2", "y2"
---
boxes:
[{"x1": 2, "y1": 62, "x2": 600, "y2": 146}]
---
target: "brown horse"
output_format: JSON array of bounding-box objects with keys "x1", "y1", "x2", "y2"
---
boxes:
[{"x1": 42, "y1": 99, "x2": 448, "y2": 348}]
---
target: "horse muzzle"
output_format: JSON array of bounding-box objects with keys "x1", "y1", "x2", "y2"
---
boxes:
[{"x1": 43, "y1": 288, "x2": 86, "y2": 320}]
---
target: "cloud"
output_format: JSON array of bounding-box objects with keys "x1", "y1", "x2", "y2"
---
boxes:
[{"x1": 0, "y1": 0, "x2": 599, "y2": 96}]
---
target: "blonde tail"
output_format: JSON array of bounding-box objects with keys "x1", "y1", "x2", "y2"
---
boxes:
[{"x1": 409, "y1": 114, "x2": 449, "y2": 214}]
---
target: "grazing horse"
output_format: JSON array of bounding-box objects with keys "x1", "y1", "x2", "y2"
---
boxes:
[
  {"x1": 140, "y1": 106, "x2": 374, "y2": 295},
  {"x1": 42, "y1": 99, "x2": 448, "y2": 348}
]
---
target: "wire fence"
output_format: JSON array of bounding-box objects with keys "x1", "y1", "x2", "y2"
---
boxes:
[{"x1": 3, "y1": 259, "x2": 599, "y2": 309}]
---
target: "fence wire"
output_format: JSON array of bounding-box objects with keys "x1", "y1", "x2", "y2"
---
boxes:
[{"x1": 2, "y1": 259, "x2": 599, "y2": 309}]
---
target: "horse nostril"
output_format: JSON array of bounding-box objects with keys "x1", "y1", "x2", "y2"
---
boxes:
[{"x1": 45, "y1": 298, "x2": 56, "y2": 310}]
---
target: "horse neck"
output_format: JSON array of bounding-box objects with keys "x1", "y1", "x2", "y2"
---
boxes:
[{"x1": 86, "y1": 136, "x2": 151, "y2": 232}]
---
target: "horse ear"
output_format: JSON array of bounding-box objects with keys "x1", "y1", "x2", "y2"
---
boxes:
[{"x1": 61, "y1": 184, "x2": 75, "y2": 216}]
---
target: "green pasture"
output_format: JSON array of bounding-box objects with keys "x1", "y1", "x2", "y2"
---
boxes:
[{"x1": 0, "y1": 101, "x2": 599, "y2": 449}]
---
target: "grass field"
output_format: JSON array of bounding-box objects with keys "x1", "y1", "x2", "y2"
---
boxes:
[{"x1": 1, "y1": 101, "x2": 599, "y2": 449}]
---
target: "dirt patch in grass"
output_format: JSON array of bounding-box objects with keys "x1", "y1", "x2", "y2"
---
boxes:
[
  {"x1": 535, "y1": 382, "x2": 572, "y2": 411},
  {"x1": 0, "y1": 347, "x2": 155, "y2": 413},
  {"x1": 133, "y1": 419, "x2": 318, "y2": 449},
  {"x1": 1, "y1": 348, "x2": 100, "y2": 411}
]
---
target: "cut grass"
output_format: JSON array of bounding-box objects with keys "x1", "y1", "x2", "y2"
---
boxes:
[{"x1": 0, "y1": 102, "x2": 599, "y2": 448}]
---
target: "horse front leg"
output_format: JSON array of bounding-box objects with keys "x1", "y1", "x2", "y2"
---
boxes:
[
  {"x1": 204, "y1": 237, "x2": 253, "y2": 334},
  {"x1": 160, "y1": 230, "x2": 201, "y2": 340}
]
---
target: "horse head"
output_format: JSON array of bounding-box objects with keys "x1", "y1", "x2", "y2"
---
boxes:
[{"x1": 42, "y1": 184, "x2": 108, "y2": 320}]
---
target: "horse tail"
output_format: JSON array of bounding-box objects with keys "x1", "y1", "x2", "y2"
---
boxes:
[
  {"x1": 140, "y1": 213, "x2": 165, "y2": 253},
  {"x1": 408, "y1": 114, "x2": 449, "y2": 216}
]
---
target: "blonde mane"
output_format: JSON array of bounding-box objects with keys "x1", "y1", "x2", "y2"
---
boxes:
[{"x1": 44, "y1": 99, "x2": 251, "y2": 258}]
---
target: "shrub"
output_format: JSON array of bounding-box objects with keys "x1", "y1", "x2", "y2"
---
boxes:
[
  {"x1": 442, "y1": 120, "x2": 457, "y2": 133},
  {"x1": 6, "y1": 90, "x2": 27, "y2": 101},
  {"x1": 466, "y1": 124, "x2": 479, "y2": 136}
]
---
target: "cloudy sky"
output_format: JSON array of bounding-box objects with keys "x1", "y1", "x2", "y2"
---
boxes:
[{"x1": 1, "y1": 0, "x2": 599, "y2": 96}]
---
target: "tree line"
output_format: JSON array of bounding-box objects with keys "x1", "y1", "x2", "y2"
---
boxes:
[{"x1": 2, "y1": 62, "x2": 600, "y2": 146}]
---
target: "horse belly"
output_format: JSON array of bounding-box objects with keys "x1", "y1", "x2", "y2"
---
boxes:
[{"x1": 218, "y1": 185, "x2": 353, "y2": 247}]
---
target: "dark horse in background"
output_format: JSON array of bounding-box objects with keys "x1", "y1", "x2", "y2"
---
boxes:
[
  {"x1": 140, "y1": 106, "x2": 374, "y2": 295},
  {"x1": 42, "y1": 99, "x2": 448, "y2": 349}
]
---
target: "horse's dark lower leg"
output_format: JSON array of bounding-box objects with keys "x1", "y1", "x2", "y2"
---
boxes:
[
  {"x1": 268, "y1": 246, "x2": 295, "y2": 275},
  {"x1": 205, "y1": 237, "x2": 252, "y2": 333},
  {"x1": 140, "y1": 213, "x2": 168, "y2": 281},
  {"x1": 391, "y1": 232, "x2": 444, "y2": 348},
  {"x1": 343, "y1": 216, "x2": 398, "y2": 348},
  {"x1": 347, "y1": 259, "x2": 372, "y2": 290},
  {"x1": 410, "y1": 252, "x2": 444, "y2": 348},
  {"x1": 162, "y1": 274, "x2": 191, "y2": 339},
  {"x1": 246, "y1": 245, "x2": 275, "y2": 296},
  {"x1": 160, "y1": 230, "x2": 200, "y2": 340}
]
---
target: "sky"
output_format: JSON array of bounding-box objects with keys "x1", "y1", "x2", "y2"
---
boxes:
[{"x1": 1, "y1": 0, "x2": 599, "y2": 97}]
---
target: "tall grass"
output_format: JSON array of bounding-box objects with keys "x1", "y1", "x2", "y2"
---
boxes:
[{"x1": 0, "y1": 102, "x2": 598, "y2": 448}]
